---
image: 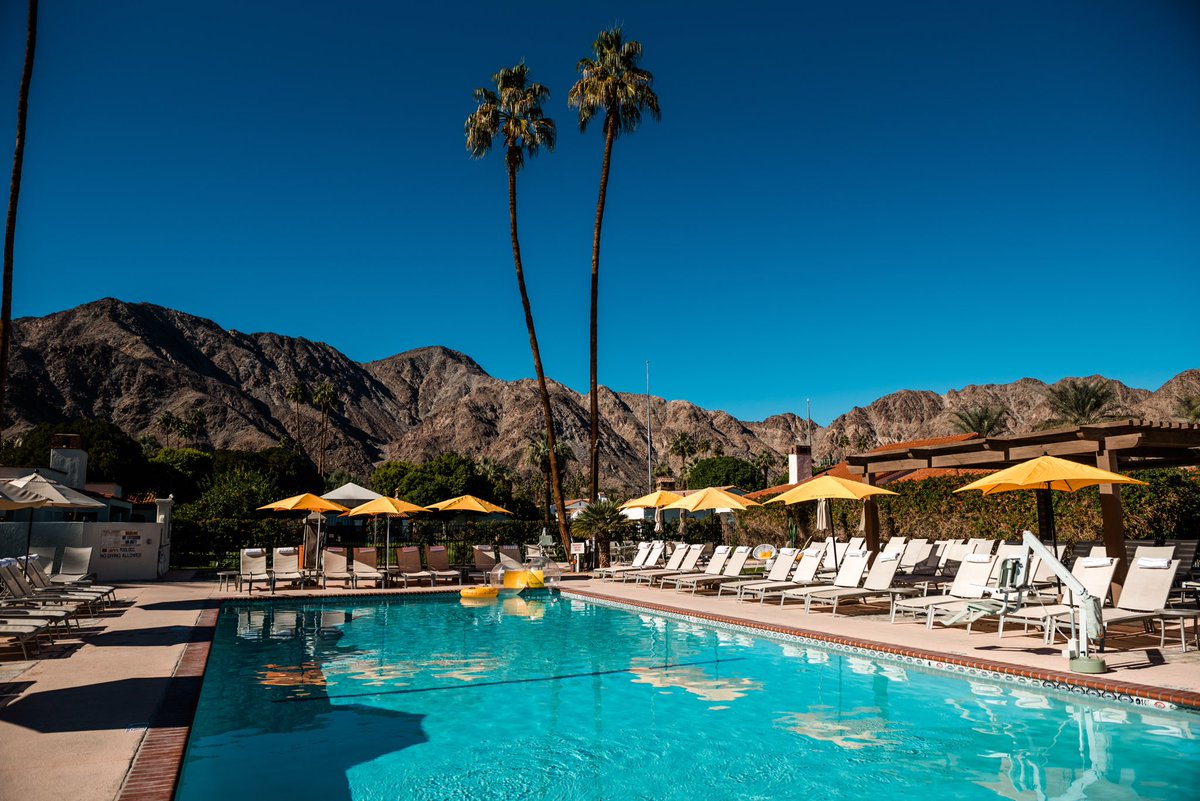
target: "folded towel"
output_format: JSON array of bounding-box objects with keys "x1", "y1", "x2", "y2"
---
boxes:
[
  {"x1": 0, "y1": 557, "x2": 16, "y2": 567},
  {"x1": 965, "y1": 554, "x2": 992, "y2": 563},
  {"x1": 276, "y1": 547, "x2": 298, "y2": 556},
  {"x1": 1137, "y1": 557, "x2": 1171, "y2": 569},
  {"x1": 847, "y1": 549, "x2": 868, "y2": 558},
  {"x1": 25, "y1": 553, "x2": 41, "y2": 562},
  {"x1": 878, "y1": 552, "x2": 900, "y2": 562},
  {"x1": 243, "y1": 548, "x2": 266, "y2": 558},
  {"x1": 1080, "y1": 556, "x2": 1112, "y2": 567},
  {"x1": 802, "y1": 547, "x2": 822, "y2": 557}
]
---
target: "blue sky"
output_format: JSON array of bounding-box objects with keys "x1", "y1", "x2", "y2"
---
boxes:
[{"x1": 2, "y1": 1, "x2": 1197, "y2": 424}]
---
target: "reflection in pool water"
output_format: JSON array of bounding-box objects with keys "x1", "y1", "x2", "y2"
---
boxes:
[{"x1": 178, "y1": 594, "x2": 1200, "y2": 801}]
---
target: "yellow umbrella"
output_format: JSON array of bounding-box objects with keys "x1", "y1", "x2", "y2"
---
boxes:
[
  {"x1": 954, "y1": 455, "x2": 1147, "y2": 564},
  {"x1": 344, "y1": 497, "x2": 429, "y2": 570},
  {"x1": 427, "y1": 495, "x2": 512, "y2": 515},
  {"x1": 954, "y1": 455, "x2": 1147, "y2": 495},
  {"x1": 257, "y1": 493, "x2": 349, "y2": 513},
  {"x1": 258, "y1": 493, "x2": 349, "y2": 572},
  {"x1": 663, "y1": 487, "x2": 760, "y2": 512},
  {"x1": 765, "y1": 474, "x2": 898, "y2": 505},
  {"x1": 619, "y1": 490, "x2": 683, "y2": 510}
]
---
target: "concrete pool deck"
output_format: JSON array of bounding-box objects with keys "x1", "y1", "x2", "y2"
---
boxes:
[{"x1": 0, "y1": 576, "x2": 1197, "y2": 801}]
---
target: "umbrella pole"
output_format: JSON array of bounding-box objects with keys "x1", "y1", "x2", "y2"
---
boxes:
[
  {"x1": 1036, "y1": 486, "x2": 1060, "y2": 592},
  {"x1": 385, "y1": 516, "x2": 391, "y2": 570},
  {"x1": 23, "y1": 511, "x2": 34, "y2": 578}
]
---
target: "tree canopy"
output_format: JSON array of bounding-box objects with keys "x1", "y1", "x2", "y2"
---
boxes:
[{"x1": 686, "y1": 456, "x2": 762, "y2": 491}]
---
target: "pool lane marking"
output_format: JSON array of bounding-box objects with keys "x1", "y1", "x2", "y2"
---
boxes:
[{"x1": 270, "y1": 656, "x2": 746, "y2": 702}]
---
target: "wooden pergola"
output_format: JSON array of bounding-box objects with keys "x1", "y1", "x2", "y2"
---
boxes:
[{"x1": 845, "y1": 420, "x2": 1200, "y2": 571}]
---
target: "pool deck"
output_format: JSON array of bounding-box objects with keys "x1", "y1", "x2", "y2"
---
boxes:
[{"x1": 0, "y1": 576, "x2": 1198, "y2": 801}]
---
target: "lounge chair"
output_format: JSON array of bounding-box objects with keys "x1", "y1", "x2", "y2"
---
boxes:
[
  {"x1": 394, "y1": 546, "x2": 432, "y2": 588},
  {"x1": 0, "y1": 562, "x2": 88, "y2": 629},
  {"x1": 592, "y1": 541, "x2": 653, "y2": 579},
  {"x1": 599, "y1": 542, "x2": 665, "y2": 580},
  {"x1": 0, "y1": 617, "x2": 52, "y2": 658},
  {"x1": 804, "y1": 550, "x2": 904, "y2": 615},
  {"x1": 1096, "y1": 557, "x2": 1183, "y2": 651},
  {"x1": 718, "y1": 548, "x2": 799, "y2": 598},
  {"x1": 499, "y1": 545, "x2": 522, "y2": 565},
  {"x1": 659, "y1": 546, "x2": 732, "y2": 591},
  {"x1": 778, "y1": 550, "x2": 871, "y2": 607},
  {"x1": 468, "y1": 544, "x2": 499, "y2": 583},
  {"x1": 673, "y1": 546, "x2": 753, "y2": 594},
  {"x1": 49, "y1": 546, "x2": 97, "y2": 585},
  {"x1": 816, "y1": 537, "x2": 863, "y2": 578},
  {"x1": 425, "y1": 545, "x2": 460, "y2": 584},
  {"x1": 351, "y1": 548, "x2": 386, "y2": 588},
  {"x1": 270, "y1": 547, "x2": 305, "y2": 591},
  {"x1": 22, "y1": 556, "x2": 116, "y2": 604},
  {"x1": 629, "y1": 543, "x2": 696, "y2": 584},
  {"x1": 891, "y1": 554, "x2": 996, "y2": 627},
  {"x1": 973, "y1": 554, "x2": 1118, "y2": 641},
  {"x1": 321, "y1": 547, "x2": 355, "y2": 589},
  {"x1": 740, "y1": 545, "x2": 828, "y2": 603},
  {"x1": 239, "y1": 548, "x2": 271, "y2": 594}
]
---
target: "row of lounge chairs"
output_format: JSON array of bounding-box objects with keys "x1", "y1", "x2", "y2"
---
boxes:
[
  {"x1": 236, "y1": 545, "x2": 461, "y2": 592},
  {"x1": 594, "y1": 538, "x2": 1199, "y2": 652},
  {"x1": 0, "y1": 554, "x2": 116, "y2": 658}
]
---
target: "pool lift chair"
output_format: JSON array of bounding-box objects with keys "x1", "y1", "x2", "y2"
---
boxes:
[{"x1": 938, "y1": 531, "x2": 1106, "y2": 674}]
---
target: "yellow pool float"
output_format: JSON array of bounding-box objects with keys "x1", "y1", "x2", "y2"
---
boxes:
[{"x1": 460, "y1": 585, "x2": 499, "y2": 599}]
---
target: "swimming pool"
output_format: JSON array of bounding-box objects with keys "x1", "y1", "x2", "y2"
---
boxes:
[{"x1": 175, "y1": 592, "x2": 1199, "y2": 801}]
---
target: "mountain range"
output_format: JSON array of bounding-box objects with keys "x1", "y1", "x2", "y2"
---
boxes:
[{"x1": 8, "y1": 299, "x2": 1197, "y2": 491}]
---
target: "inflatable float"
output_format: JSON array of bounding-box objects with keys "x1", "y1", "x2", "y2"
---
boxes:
[{"x1": 459, "y1": 585, "x2": 499, "y2": 599}]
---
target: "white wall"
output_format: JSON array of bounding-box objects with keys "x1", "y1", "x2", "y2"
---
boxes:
[{"x1": 0, "y1": 520, "x2": 170, "y2": 581}]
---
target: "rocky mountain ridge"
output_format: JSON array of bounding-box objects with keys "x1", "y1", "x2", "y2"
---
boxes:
[{"x1": 7, "y1": 299, "x2": 1197, "y2": 490}]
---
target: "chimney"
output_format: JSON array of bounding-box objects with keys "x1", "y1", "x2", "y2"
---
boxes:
[
  {"x1": 655, "y1": 476, "x2": 677, "y2": 492},
  {"x1": 788, "y1": 445, "x2": 812, "y2": 485},
  {"x1": 50, "y1": 434, "x2": 88, "y2": 489}
]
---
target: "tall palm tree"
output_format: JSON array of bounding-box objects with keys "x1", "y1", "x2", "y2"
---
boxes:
[
  {"x1": 571, "y1": 499, "x2": 626, "y2": 567},
  {"x1": 0, "y1": 0, "x2": 38, "y2": 441},
  {"x1": 312, "y1": 380, "x2": 335, "y2": 476},
  {"x1": 950, "y1": 405, "x2": 1008, "y2": 437},
  {"x1": 466, "y1": 63, "x2": 571, "y2": 556},
  {"x1": 668, "y1": 432, "x2": 698, "y2": 488},
  {"x1": 1043, "y1": 379, "x2": 1121, "y2": 427},
  {"x1": 525, "y1": 433, "x2": 573, "y2": 533},
  {"x1": 286, "y1": 381, "x2": 306, "y2": 451},
  {"x1": 569, "y1": 28, "x2": 660, "y2": 503},
  {"x1": 750, "y1": 451, "x2": 776, "y2": 490},
  {"x1": 155, "y1": 411, "x2": 180, "y2": 449}
]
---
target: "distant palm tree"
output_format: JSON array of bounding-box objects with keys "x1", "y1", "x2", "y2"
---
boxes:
[
  {"x1": 525, "y1": 433, "x2": 573, "y2": 534},
  {"x1": 155, "y1": 411, "x2": 180, "y2": 448},
  {"x1": 1043, "y1": 379, "x2": 1121, "y2": 427},
  {"x1": 568, "y1": 27, "x2": 661, "y2": 503},
  {"x1": 312, "y1": 380, "x2": 335, "y2": 476},
  {"x1": 0, "y1": 0, "x2": 38, "y2": 441},
  {"x1": 466, "y1": 62, "x2": 571, "y2": 556},
  {"x1": 286, "y1": 381, "x2": 306, "y2": 451},
  {"x1": 571, "y1": 499, "x2": 627, "y2": 567},
  {"x1": 750, "y1": 451, "x2": 776, "y2": 489},
  {"x1": 950, "y1": 405, "x2": 1008, "y2": 437},
  {"x1": 1176, "y1": 396, "x2": 1200, "y2": 424},
  {"x1": 668, "y1": 432, "x2": 699, "y2": 487}
]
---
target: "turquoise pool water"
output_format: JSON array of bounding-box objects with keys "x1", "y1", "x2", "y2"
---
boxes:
[{"x1": 175, "y1": 592, "x2": 1199, "y2": 801}]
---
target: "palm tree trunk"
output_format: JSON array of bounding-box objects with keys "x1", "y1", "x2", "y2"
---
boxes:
[
  {"x1": 588, "y1": 116, "x2": 616, "y2": 503},
  {"x1": 542, "y1": 466, "x2": 551, "y2": 532},
  {"x1": 318, "y1": 408, "x2": 328, "y2": 476},
  {"x1": 0, "y1": 0, "x2": 38, "y2": 439},
  {"x1": 507, "y1": 150, "x2": 571, "y2": 556}
]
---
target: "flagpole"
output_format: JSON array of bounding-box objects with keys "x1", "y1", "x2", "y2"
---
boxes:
[{"x1": 646, "y1": 359, "x2": 652, "y2": 493}]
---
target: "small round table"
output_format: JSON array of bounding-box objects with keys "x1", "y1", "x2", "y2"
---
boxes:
[{"x1": 1157, "y1": 608, "x2": 1200, "y2": 652}]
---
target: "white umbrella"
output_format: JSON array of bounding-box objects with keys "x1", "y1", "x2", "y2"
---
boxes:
[
  {"x1": 815, "y1": 498, "x2": 831, "y2": 532},
  {"x1": 7, "y1": 473, "x2": 102, "y2": 577}
]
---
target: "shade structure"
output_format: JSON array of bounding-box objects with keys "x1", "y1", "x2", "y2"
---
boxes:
[
  {"x1": 766, "y1": 474, "x2": 898, "y2": 505},
  {"x1": 257, "y1": 493, "x2": 349, "y2": 514},
  {"x1": 9, "y1": 473, "x2": 105, "y2": 509},
  {"x1": 618, "y1": 490, "x2": 683, "y2": 510},
  {"x1": 8, "y1": 473, "x2": 103, "y2": 577},
  {"x1": 426, "y1": 495, "x2": 511, "y2": 515},
  {"x1": 953, "y1": 455, "x2": 1148, "y2": 496},
  {"x1": 663, "y1": 487, "x2": 760, "y2": 512},
  {"x1": 322, "y1": 481, "x2": 382, "y2": 504},
  {"x1": 0, "y1": 480, "x2": 50, "y2": 511}
]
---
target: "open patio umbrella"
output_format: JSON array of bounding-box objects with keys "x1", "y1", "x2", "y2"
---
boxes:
[
  {"x1": 953, "y1": 454, "x2": 1147, "y2": 569},
  {"x1": 0, "y1": 480, "x2": 50, "y2": 577},
  {"x1": 426, "y1": 495, "x2": 512, "y2": 515},
  {"x1": 258, "y1": 493, "x2": 350, "y2": 570},
  {"x1": 344, "y1": 497, "x2": 429, "y2": 569},
  {"x1": 664, "y1": 487, "x2": 760, "y2": 543},
  {"x1": 766, "y1": 474, "x2": 897, "y2": 570},
  {"x1": 9, "y1": 473, "x2": 105, "y2": 577},
  {"x1": 620, "y1": 489, "x2": 682, "y2": 535}
]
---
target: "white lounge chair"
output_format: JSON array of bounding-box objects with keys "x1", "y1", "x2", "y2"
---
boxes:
[
  {"x1": 778, "y1": 550, "x2": 871, "y2": 607},
  {"x1": 673, "y1": 546, "x2": 752, "y2": 594},
  {"x1": 718, "y1": 547, "x2": 800, "y2": 598},
  {"x1": 659, "y1": 545, "x2": 732, "y2": 591},
  {"x1": 804, "y1": 550, "x2": 904, "y2": 615}
]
